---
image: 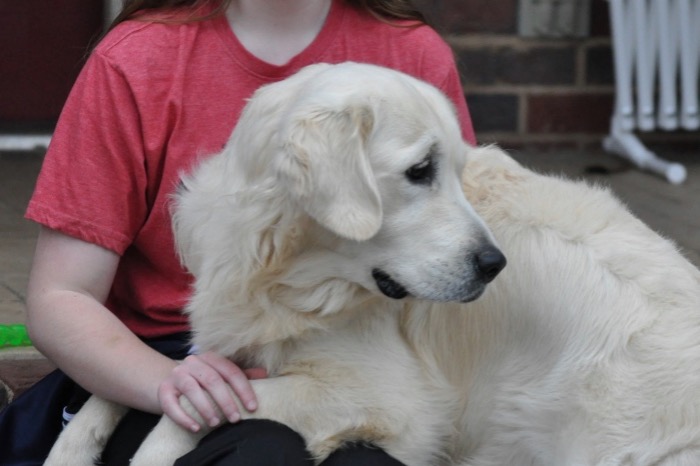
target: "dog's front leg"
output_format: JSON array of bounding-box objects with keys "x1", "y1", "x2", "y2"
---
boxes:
[
  {"x1": 129, "y1": 411, "x2": 208, "y2": 466},
  {"x1": 245, "y1": 376, "x2": 367, "y2": 462},
  {"x1": 44, "y1": 396, "x2": 129, "y2": 466},
  {"x1": 132, "y1": 374, "x2": 395, "y2": 465}
]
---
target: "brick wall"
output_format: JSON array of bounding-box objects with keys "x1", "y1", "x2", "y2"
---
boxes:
[
  {"x1": 0, "y1": 1, "x2": 104, "y2": 132},
  {"x1": 421, "y1": 0, "x2": 699, "y2": 151}
]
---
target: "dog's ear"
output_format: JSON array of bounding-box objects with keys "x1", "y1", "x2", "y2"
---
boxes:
[{"x1": 278, "y1": 104, "x2": 381, "y2": 241}]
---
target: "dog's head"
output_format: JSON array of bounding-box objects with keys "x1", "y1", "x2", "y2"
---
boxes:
[{"x1": 176, "y1": 62, "x2": 505, "y2": 310}]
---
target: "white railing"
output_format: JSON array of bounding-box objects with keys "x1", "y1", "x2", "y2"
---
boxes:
[
  {"x1": 604, "y1": 0, "x2": 700, "y2": 184},
  {"x1": 0, "y1": 134, "x2": 52, "y2": 152}
]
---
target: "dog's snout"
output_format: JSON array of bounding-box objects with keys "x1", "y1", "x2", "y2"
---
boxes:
[{"x1": 475, "y1": 246, "x2": 507, "y2": 283}]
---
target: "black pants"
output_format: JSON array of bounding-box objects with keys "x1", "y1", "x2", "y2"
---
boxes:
[
  {"x1": 178, "y1": 420, "x2": 405, "y2": 466},
  {"x1": 100, "y1": 415, "x2": 404, "y2": 466}
]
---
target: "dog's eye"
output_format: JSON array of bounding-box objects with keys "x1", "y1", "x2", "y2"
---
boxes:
[{"x1": 405, "y1": 155, "x2": 436, "y2": 185}]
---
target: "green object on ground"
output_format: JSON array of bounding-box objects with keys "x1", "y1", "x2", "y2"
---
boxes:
[{"x1": 0, "y1": 324, "x2": 32, "y2": 348}]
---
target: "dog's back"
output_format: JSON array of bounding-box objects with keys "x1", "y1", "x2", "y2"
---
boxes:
[{"x1": 406, "y1": 146, "x2": 700, "y2": 465}]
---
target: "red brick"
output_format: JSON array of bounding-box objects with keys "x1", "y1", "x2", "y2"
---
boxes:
[
  {"x1": 586, "y1": 45, "x2": 614, "y2": 85},
  {"x1": 458, "y1": 46, "x2": 577, "y2": 86},
  {"x1": 527, "y1": 93, "x2": 614, "y2": 134},
  {"x1": 467, "y1": 93, "x2": 519, "y2": 133},
  {"x1": 418, "y1": 0, "x2": 517, "y2": 34},
  {"x1": 590, "y1": 0, "x2": 612, "y2": 37}
]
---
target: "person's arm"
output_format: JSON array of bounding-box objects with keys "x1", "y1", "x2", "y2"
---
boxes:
[{"x1": 25, "y1": 227, "x2": 263, "y2": 432}]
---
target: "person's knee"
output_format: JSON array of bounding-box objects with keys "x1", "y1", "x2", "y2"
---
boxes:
[
  {"x1": 176, "y1": 419, "x2": 314, "y2": 466},
  {"x1": 321, "y1": 442, "x2": 405, "y2": 466},
  {"x1": 220, "y1": 419, "x2": 310, "y2": 457}
]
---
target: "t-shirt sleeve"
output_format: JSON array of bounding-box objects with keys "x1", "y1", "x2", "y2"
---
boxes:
[{"x1": 25, "y1": 50, "x2": 149, "y2": 255}]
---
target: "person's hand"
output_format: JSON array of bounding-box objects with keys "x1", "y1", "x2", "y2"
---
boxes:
[{"x1": 158, "y1": 351, "x2": 267, "y2": 432}]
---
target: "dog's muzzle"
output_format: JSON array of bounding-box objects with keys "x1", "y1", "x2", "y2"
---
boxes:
[{"x1": 371, "y1": 247, "x2": 506, "y2": 302}]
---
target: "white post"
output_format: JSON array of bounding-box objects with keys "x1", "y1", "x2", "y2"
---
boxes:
[
  {"x1": 656, "y1": 0, "x2": 679, "y2": 130},
  {"x1": 608, "y1": 0, "x2": 636, "y2": 132},
  {"x1": 678, "y1": 0, "x2": 700, "y2": 130},
  {"x1": 632, "y1": 0, "x2": 656, "y2": 131},
  {"x1": 603, "y1": 0, "x2": 689, "y2": 184}
]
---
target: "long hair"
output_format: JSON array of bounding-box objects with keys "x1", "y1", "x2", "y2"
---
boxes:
[{"x1": 105, "y1": 0, "x2": 427, "y2": 33}]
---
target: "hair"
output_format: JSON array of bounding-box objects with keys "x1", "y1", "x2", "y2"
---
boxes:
[{"x1": 105, "y1": 0, "x2": 427, "y2": 33}]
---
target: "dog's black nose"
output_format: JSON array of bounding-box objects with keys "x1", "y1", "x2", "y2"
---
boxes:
[{"x1": 475, "y1": 246, "x2": 506, "y2": 283}]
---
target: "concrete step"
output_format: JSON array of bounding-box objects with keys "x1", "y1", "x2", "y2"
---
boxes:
[{"x1": 0, "y1": 347, "x2": 55, "y2": 410}]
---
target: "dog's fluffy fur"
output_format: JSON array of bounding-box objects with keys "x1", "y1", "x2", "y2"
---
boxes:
[{"x1": 46, "y1": 62, "x2": 700, "y2": 466}]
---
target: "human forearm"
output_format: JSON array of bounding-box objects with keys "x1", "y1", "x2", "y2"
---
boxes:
[
  {"x1": 27, "y1": 289, "x2": 175, "y2": 414},
  {"x1": 25, "y1": 227, "x2": 174, "y2": 413}
]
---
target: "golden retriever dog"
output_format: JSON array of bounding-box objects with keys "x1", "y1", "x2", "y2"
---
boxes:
[
  {"x1": 46, "y1": 62, "x2": 700, "y2": 466},
  {"x1": 46, "y1": 62, "x2": 506, "y2": 465}
]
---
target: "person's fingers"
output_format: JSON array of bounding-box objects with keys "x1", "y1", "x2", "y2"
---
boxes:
[
  {"x1": 198, "y1": 352, "x2": 260, "y2": 415},
  {"x1": 159, "y1": 353, "x2": 268, "y2": 430},
  {"x1": 158, "y1": 382, "x2": 201, "y2": 432},
  {"x1": 187, "y1": 353, "x2": 245, "y2": 423},
  {"x1": 171, "y1": 356, "x2": 223, "y2": 427}
]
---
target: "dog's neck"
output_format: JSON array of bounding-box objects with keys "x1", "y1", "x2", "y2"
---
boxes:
[
  {"x1": 185, "y1": 204, "x2": 387, "y2": 373},
  {"x1": 190, "y1": 274, "x2": 385, "y2": 374}
]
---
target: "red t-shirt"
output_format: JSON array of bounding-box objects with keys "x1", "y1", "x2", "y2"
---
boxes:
[{"x1": 26, "y1": 0, "x2": 476, "y2": 337}]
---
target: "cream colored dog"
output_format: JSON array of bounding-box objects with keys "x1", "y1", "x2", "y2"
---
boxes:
[
  {"x1": 46, "y1": 62, "x2": 700, "y2": 466},
  {"x1": 46, "y1": 62, "x2": 506, "y2": 465}
]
